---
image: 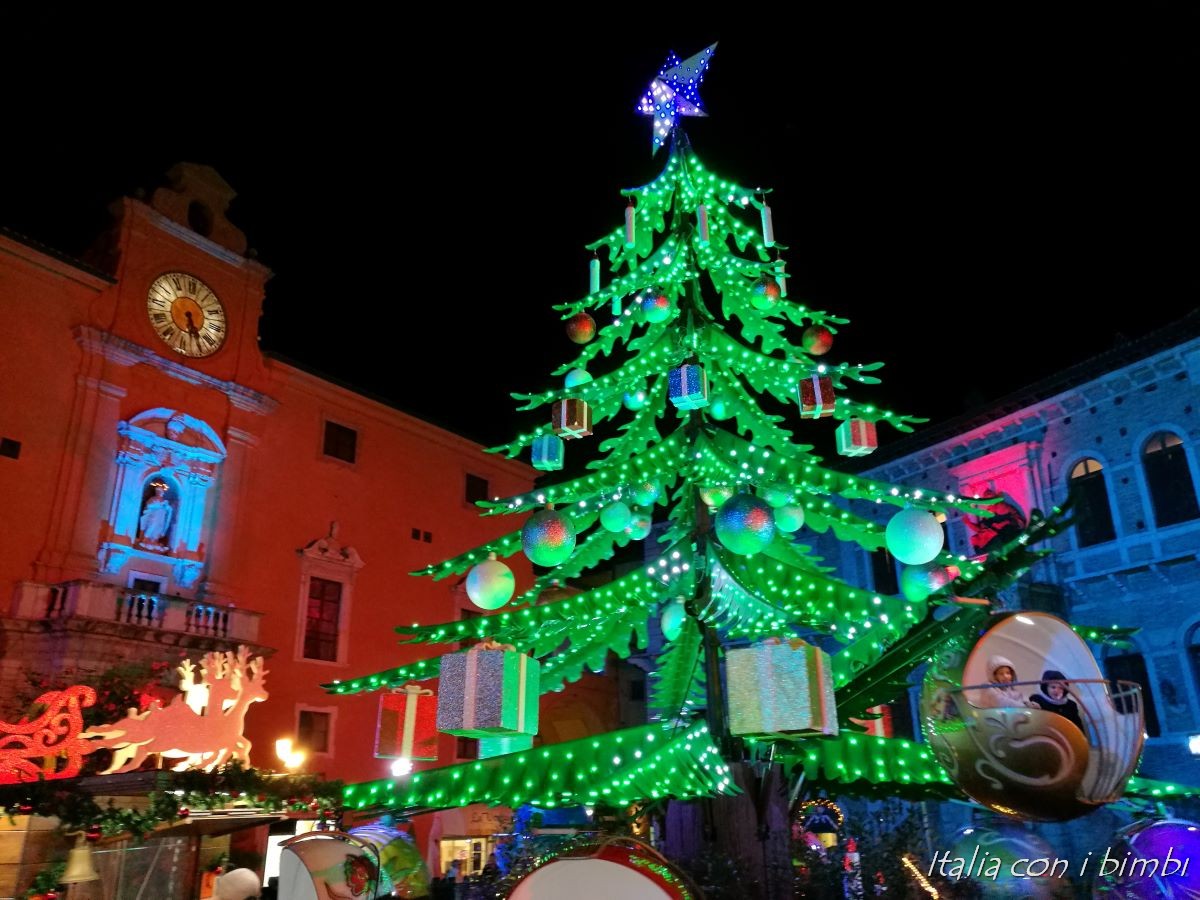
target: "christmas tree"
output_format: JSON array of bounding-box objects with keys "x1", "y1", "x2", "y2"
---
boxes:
[{"x1": 324, "y1": 44, "x2": 1173, "y2": 889}]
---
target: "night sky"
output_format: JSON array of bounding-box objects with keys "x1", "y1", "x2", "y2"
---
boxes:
[{"x1": 5, "y1": 15, "x2": 1197, "y2": 449}]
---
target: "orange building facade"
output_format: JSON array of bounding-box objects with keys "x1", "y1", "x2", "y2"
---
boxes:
[{"x1": 0, "y1": 164, "x2": 623, "y2": 830}]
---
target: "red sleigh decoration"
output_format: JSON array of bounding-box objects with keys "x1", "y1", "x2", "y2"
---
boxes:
[{"x1": 0, "y1": 685, "x2": 97, "y2": 784}]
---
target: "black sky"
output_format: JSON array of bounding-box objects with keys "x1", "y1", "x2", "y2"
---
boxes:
[{"x1": 4, "y1": 13, "x2": 1197, "y2": 449}]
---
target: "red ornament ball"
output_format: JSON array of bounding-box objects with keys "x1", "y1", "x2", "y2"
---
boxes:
[
  {"x1": 750, "y1": 276, "x2": 781, "y2": 310},
  {"x1": 177, "y1": 807, "x2": 190, "y2": 819},
  {"x1": 18, "y1": 803, "x2": 34, "y2": 814},
  {"x1": 565, "y1": 312, "x2": 597, "y2": 344},
  {"x1": 801, "y1": 325, "x2": 833, "y2": 355},
  {"x1": 85, "y1": 824, "x2": 102, "y2": 842},
  {"x1": 640, "y1": 289, "x2": 672, "y2": 323}
]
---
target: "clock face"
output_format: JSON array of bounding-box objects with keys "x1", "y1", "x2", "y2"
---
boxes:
[{"x1": 146, "y1": 272, "x2": 227, "y2": 358}]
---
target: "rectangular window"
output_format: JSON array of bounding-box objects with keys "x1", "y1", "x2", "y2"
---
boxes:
[
  {"x1": 465, "y1": 473, "x2": 489, "y2": 504},
  {"x1": 0, "y1": 437, "x2": 20, "y2": 459},
  {"x1": 298, "y1": 709, "x2": 332, "y2": 753},
  {"x1": 303, "y1": 576, "x2": 342, "y2": 662},
  {"x1": 322, "y1": 421, "x2": 358, "y2": 464}
]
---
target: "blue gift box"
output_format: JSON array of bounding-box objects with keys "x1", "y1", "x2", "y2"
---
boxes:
[
  {"x1": 669, "y1": 364, "x2": 709, "y2": 409},
  {"x1": 531, "y1": 433, "x2": 565, "y2": 471}
]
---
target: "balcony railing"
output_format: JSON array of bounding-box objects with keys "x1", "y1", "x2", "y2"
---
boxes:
[{"x1": 12, "y1": 580, "x2": 262, "y2": 644}]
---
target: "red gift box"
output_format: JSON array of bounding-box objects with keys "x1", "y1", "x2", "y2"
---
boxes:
[
  {"x1": 798, "y1": 376, "x2": 835, "y2": 419},
  {"x1": 551, "y1": 399, "x2": 592, "y2": 439},
  {"x1": 836, "y1": 418, "x2": 878, "y2": 456},
  {"x1": 375, "y1": 684, "x2": 438, "y2": 761}
]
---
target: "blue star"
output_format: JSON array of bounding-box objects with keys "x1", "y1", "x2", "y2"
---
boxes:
[{"x1": 637, "y1": 43, "x2": 717, "y2": 154}]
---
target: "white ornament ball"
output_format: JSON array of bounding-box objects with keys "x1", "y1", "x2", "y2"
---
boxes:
[
  {"x1": 465, "y1": 558, "x2": 516, "y2": 610},
  {"x1": 774, "y1": 503, "x2": 806, "y2": 533},
  {"x1": 660, "y1": 598, "x2": 688, "y2": 642},
  {"x1": 627, "y1": 511, "x2": 653, "y2": 540},
  {"x1": 564, "y1": 368, "x2": 593, "y2": 388},
  {"x1": 600, "y1": 501, "x2": 632, "y2": 533},
  {"x1": 885, "y1": 508, "x2": 945, "y2": 566}
]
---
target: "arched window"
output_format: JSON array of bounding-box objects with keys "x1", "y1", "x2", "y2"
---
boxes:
[
  {"x1": 1068, "y1": 458, "x2": 1115, "y2": 546},
  {"x1": 1142, "y1": 432, "x2": 1200, "y2": 528},
  {"x1": 1105, "y1": 652, "x2": 1160, "y2": 738}
]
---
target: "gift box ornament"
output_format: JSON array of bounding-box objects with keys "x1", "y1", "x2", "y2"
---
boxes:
[
  {"x1": 375, "y1": 684, "x2": 438, "y2": 761},
  {"x1": 669, "y1": 363, "x2": 709, "y2": 409},
  {"x1": 478, "y1": 733, "x2": 534, "y2": 760},
  {"x1": 835, "y1": 418, "x2": 878, "y2": 457},
  {"x1": 531, "y1": 433, "x2": 565, "y2": 471},
  {"x1": 436, "y1": 640, "x2": 540, "y2": 738},
  {"x1": 797, "y1": 375, "x2": 835, "y2": 419},
  {"x1": 726, "y1": 638, "x2": 838, "y2": 738},
  {"x1": 550, "y1": 399, "x2": 592, "y2": 439}
]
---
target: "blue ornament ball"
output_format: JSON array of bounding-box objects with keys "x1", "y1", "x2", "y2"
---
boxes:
[
  {"x1": 522, "y1": 509, "x2": 577, "y2": 567},
  {"x1": 632, "y1": 481, "x2": 660, "y2": 507},
  {"x1": 715, "y1": 494, "x2": 776, "y2": 556},
  {"x1": 660, "y1": 598, "x2": 688, "y2": 642},
  {"x1": 564, "y1": 368, "x2": 593, "y2": 388},
  {"x1": 627, "y1": 511, "x2": 653, "y2": 540},
  {"x1": 623, "y1": 388, "x2": 648, "y2": 411},
  {"x1": 640, "y1": 289, "x2": 672, "y2": 323},
  {"x1": 774, "y1": 503, "x2": 805, "y2": 533},
  {"x1": 600, "y1": 501, "x2": 632, "y2": 533},
  {"x1": 899, "y1": 562, "x2": 953, "y2": 602},
  {"x1": 885, "y1": 508, "x2": 944, "y2": 566},
  {"x1": 465, "y1": 557, "x2": 515, "y2": 610}
]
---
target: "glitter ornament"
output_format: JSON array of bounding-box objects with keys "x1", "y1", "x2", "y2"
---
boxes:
[
  {"x1": 599, "y1": 501, "x2": 632, "y2": 533},
  {"x1": 565, "y1": 312, "x2": 596, "y2": 344},
  {"x1": 660, "y1": 598, "x2": 687, "y2": 642},
  {"x1": 564, "y1": 368, "x2": 593, "y2": 388},
  {"x1": 640, "y1": 289, "x2": 672, "y2": 323},
  {"x1": 437, "y1": 644, "x2": 539, "y2": 738},
  {"x1": 623, "y1": 388, "x2": 648, "y2": 411},
  {"x1": 707, "y1": 393, "x2": 734, "y2": 420},
  {"x1": 715, "y1": 494, "x2": 776, "y2": 556},
  {"x1": 627, "y1": 511, "x2": 653, "y2": 540},
  {"x1": 727, "y1": 638, "x2": 838, "y2": 737},
  {"x1": 801, "y1": 324, "x2": 833, "y2": 355},
  {"x1": 760, "y1": 485, "x2": 792, "y2": 508},
  {"x1": 898, "y1": 561, "x2": 953, "y2": 602},
  {"x1": 466, "y1": 554, "x2": 516, "y2": 610},
  {"x1": 749, "y1": 275, "x2": 781, "y2": 311},
  {"x1": 699, "y1": 485, "x2": 734, "y2": 508},
  {"x1": 531, "y1": 433, "x2": 564, "y2": 471},
  {"x1": 774, "y1": 503, "x2": 806, "y2": 533},
  {"x1": 632, "y1": 481, "x2": 660, "y2": 507},
  {"x1": 885, "y1": 508, "x2": 944, "y2": 566},
  {"x1": 522, "y1": 508, "x2": 577, "y2": 567}
]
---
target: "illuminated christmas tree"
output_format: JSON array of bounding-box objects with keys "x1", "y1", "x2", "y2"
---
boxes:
[{"x1": 324, "y1": 45, "x2": 1166, "y2": 893}]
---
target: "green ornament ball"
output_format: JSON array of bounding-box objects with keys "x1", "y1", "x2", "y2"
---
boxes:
[
  {"x1": 564, "y1": 368, "x2": 593, "y2": 388},
  {"x1": 774, "y1": 503, "x2": 806, "y2": 533},
  {"x1": 899, "y1": 562, "x2": 953, "y2": 602},
  {"x1": 640, "y1": 289, "x2": 672, "y2": 323},
  {"x1": 465, "y1": 557, "x2": 515, "y2": 610},
  {"x1": 660, "y1": 598, "x2": 688, "y2": 642},
  {"x1": 708, "y1": 394, "x2": 734, "y2": 420},
  {"x1": 749, "y1": 275, "x2": 781, "y2": 311},
  {"x1": 632, "y1": 481, "x2": 660, "y2": 507},
  {"x1": 885, "y1": 508, "x2": 944, "y2": 566},
  {"x1": 760, "y1": 485, "x2": 793, "y2": 508},
  {"x1": 623, "y1": 388, "x2": 648, "y2": 411},
  {"x1": 699, "y1": 485, "x2": 735, "y2": 508},
  {"x1": 522, "y1": 509, "x2": 577, "y2": 567},
  {"x1": 600, "y1": 501, "x2": 632, "y2": 533},
  {"x1": 715, "y1": 494, "x2": 776, "y2": 556},
  {"x1": 627, "y1": 511, "x2": 653, "y2": 540}
]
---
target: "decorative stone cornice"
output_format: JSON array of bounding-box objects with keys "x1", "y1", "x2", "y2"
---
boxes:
[
  {"x1": 298, "y1": 522, "x2": 365, "y2": 570},
  {"x1": 74, "y1": 325, "x2": 277, "y2": 415}
]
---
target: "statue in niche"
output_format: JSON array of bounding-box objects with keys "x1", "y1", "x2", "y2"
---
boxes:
[{"x1": 137, "y1": 480, "x2": 175, "y2": 552}]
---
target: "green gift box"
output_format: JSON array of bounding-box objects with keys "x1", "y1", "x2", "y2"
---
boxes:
[
  {"x1": 726, "y1": 638, "x2": 838, "y2": 738},
  {"x1": 436, "y1": 643, "x2": 539, "y2": 738}
]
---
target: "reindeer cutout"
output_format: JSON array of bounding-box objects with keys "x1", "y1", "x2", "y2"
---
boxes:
[{"x1": 83, "y1": 646, "x2": 269, "y2": 774}]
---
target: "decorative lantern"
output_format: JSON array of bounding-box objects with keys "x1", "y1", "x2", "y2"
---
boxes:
[
  {"x1": 436, "y1": 640, "x2": 539, "y2": 738},
  {"x1": 835, "y1": 418, "x2": 877, "y2": 457},
  {"x1": 531, "y1": 433, "x2": 565, "y2": 471},
  {"x1": 726, "y1": 638, "x2": 838, "y2": 738},
  {"x1": 668, "y1": 363, "x2": 709, "y2": 410},
  {"x1": 797, "y1": 375, "x2": 835, "y2": 418},
  {"x1": 551, "y1": 399, "x2": 592, "y2": 439}
]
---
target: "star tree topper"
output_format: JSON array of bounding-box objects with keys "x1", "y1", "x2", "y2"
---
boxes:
[{"x1": 637, "y1": 43, "x2": 718, "y2": 153}]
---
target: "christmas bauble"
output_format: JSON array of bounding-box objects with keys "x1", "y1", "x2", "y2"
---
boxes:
[
  {"x1": 565, "y1": 312, "x2": 597, "y2": 344},
  {"x1": 632, "y1": 481, "x2": 660, "y2": 507},
  {"x1": 640, "y1": 289, "x2": 672, "y2": 323},
  {"x1": 627, "y1": 511, "x2": 653, "y2": 540},
  {"x1": 801, "y1": 324, "x2": 833, "y2": 356},
  {"x1": 899, "y1": 561, "x2": 953, "y2": 602},
  {"x1": 715, "y1": 494, "x2": 776, "y2": 556},
  {"x1": 707, "y1": 393, "x2": 734, "y2": 420},
  {"x1": 466, "y1": 557, "x2": 516, "y2": 610},
  {"x1": 599, "y1": 501, "x2": 632, "y2": 533},
  {"x1": 774, "y1": 503, "x2": 806, "y2": 533},
  {"x1": 564, "y1": 368, "x2": 593, "y2": 388},
  {"x1": 760, "y1": 485, "x2": 793, "y2": 508},
  {"x1": 660, "y1": 598, "x2": 688, "y2": 642},
  {"x1": 1094, "y1": 818, "x2": 1200, "y2": 898},
  {"x1": 522, "y1": 509, "x2": 577, "y2": 567},
  {"x1": 750, "y1": 275, "x2": 781, "y2": 310},
  {"x1": 699, "y1": 485, "x2": 734, "y2": 508},
  {"x1": 885, "y1": 508, "x2": 944, "y2": 565},
  {"x1": 623, "y1": 388, "x2": 648, "y2": 411},
  {"x1": 948, "y1": 823, "x2": 1064, "y2": 899}
]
